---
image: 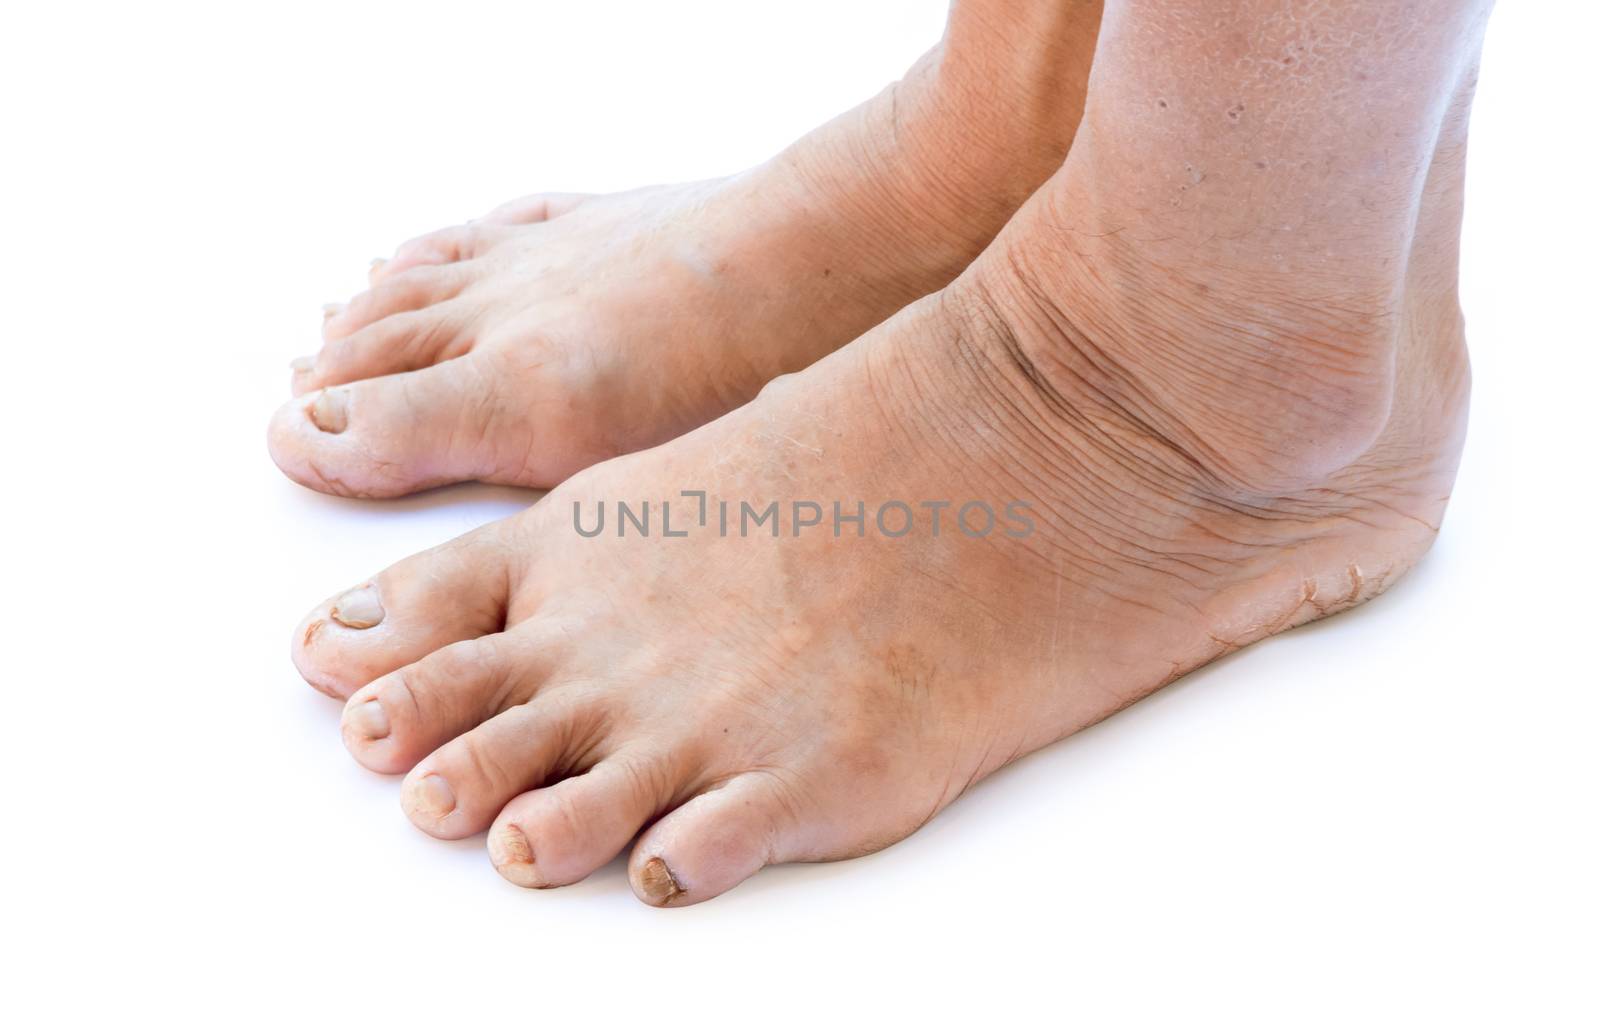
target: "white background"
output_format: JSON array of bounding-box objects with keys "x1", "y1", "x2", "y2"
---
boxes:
[{"x1": 3, "y1": 1, "x2": 1594, "y2": 1024}]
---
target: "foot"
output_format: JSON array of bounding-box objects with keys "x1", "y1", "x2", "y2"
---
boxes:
[
  {"x1": 267, "y1": 33, "x2": 1091, "y2": 497},
  {"x1": 290, "y1": 163, "x2": 1467, "y2": 904}
]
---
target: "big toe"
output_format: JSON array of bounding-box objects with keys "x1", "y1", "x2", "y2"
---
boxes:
[
  {"x1": 269, "y1": 352, "x2": 526, "y2": 497},
  {"x1": 291, "y1": 517, "x2": 520, "y2": 700}
]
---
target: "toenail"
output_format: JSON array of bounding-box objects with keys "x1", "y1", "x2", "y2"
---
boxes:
[
  {"x1": 321, "y1": 302, "x2": 343, "y2": 320},
  {"x1": 329, "y1": 585, "x2": 383, "y2": 629},
  {"x1": 490, "y1": 824, "x2": 534, "y2": 867},
  {"x1": 368, "y1": 257, "x2": 387, "y2": 281},
  {"x1": 290, "y1": 355, "x2": 316, "y2": 373},
  {"x1": 639, "y1": 856, "x2": 684, "y2": 905},
  {"x1": 347, "y1": 700, "x2": 389, "y2": 740},
  {"x1": 408, "y1": 774, "x2": 456, "y2": 819},
  {"x1": 308, "y1": 389, "x2": 348, "y2": 433},
  {"x1": 490, "y1": 826, "x2": 548, "y2": 887}
]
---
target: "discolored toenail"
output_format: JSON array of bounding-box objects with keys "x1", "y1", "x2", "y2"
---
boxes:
[
  {"x1": 290, "y1": 355, "x2": 316, "y2": 373},
  {"x1": 329, "y1": 585, "x2": 383, "y2": 629},
  {"x1": 308, "y1": 389, "x2": 348, "y2": 433},
  {"x1": 347, "y1": 700, "x2": 389, "y2": 740},
  {"x1": 489, "y1": 825, "x2": 547, "y2": 887},
  {"x1": 490, "y1": 824, "x2": 533, "y2": 867},
  {"x1": 639, "y1": 857, "x2": 684, "y2": 905},
  {"x1": 407, "y1": 774, "x2": 456, "y2": 819}
]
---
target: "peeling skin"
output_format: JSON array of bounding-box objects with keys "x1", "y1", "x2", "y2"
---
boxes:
[
  {"x1": 639, "y1": 857, "x2": 684, "y2": 905},
  {"x1": 330, "y1": 585, "x2": 383, "y2": 629},
  {"x1": 309, "y1": 389, "x2": 348, "y2": 434}
]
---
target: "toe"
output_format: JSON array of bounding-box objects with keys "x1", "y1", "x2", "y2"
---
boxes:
[
  {"x1": 291, "y1": 520, "x2": 515, "y2": 699},
  {"x1": 372, "y1": 192, "x2": 591, "y2": 287},
  {"x1": 378, "y1": 221, "x2": 509, "y2": 281},
  {"x1": 268, "y1": 352, "x2": 524, "y2": 497},
  {"x1": 628, "y1": 773, "x2": 799, "y2": 908},
  {"x1": 320, "y1": 263, "x2": 475, "y2": 347},
  {"x1": 341, "y1": 624, "x2": 569, "y2": 774},
  {"x1": 488, "y1": 752, "x2": 677, "y2": 888},
  {"x1": 479, "y1": 191, "x2": 591, "y2": 226},
  {"x1": 396, "y1": 690, "x2": 608, "y2": 840},
  {"x1": 294, "y1": 301, "x2": 476, "y2": 397}
]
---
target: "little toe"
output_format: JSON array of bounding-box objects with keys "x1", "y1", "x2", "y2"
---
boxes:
[
  {"x1": 268, "y1": 353, "x2": 524, "y2": 497},
  {"x1": 396, "y1": 690, "x2": 607, "y2": 840},
  {"x1": 291, "y1": 520, "x2": 514, "y2": 700},
  {"x1": 479, "y1": 191, "x2": 591, "y2": 225},
  {"x1": 380, "y1": 221, "x2": 509, "y2": 281},
  {"x1": 628, "y1": 773, "x2": 801, "y2": 908},
  {"x1": 489, "y1": 752, "x2": 678, "y2": 889}
]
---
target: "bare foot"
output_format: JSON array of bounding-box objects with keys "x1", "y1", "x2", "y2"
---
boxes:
[
  {"x1": 290, "y1": 0, "x2": 1481, "y2": 905},
  {"x1": 267, "y1": 15, "x2": 1098, "y2": 497},
  {"x1": 290, "y1": 157, "x2": 1467, "y2": 908}
]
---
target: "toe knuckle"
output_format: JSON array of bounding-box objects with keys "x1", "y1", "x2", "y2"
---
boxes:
[
  {"x1": 380, "y1": 666, "x2": 427, "y2": 721},
  {"x1": 400, "y1": 227, "x2": 457, "y2": 262},
  {"x1": 541, "y1": 791, "x2": 588, "y2": 848},
  {"x1": 317, "y1": 335, "x2": 351, "y2": 369},
  {"x1": 457, "y1": 223, "x2": 484, "y2": 258},
  {"x1": 453, "y1": 730, "x2": 518, "y2": 796},
  {"x1": 613, "y1": 753, "x2": 672, "y2": 810}
]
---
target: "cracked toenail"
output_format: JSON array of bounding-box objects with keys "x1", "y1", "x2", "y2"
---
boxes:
[
  {"x1": 409, "y1": 774, "x2": 455, "y2": 818},
  {"x1": 308, "y1": 389, "x2": 348, "y2": 433},
  {"x1": 640, "y1": 857, "x2": 684, "y2": 905},
  {"x1": 290, "y1": 355, "x2": 315, "y2": 373},
  {"x1": 348, "y1": 700, "x2": 389, "y2": 740},
  {"x1": 491, "y1": 824, "x2": 533, "y2": 867},
  {"x1": 490, "y1": 826, "x2": 546, "y2": 887},
  {"x1": 329, "y1": 585, "x2": 383, "y2": 629}
]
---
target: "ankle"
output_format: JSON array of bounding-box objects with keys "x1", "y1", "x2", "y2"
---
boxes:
[
  {"x1": 966, "y1": 197, "x2": 1415, "y2": 500},
  {"x1": 903, "y1": 0, "x2": 1103, "y2": 234},
  {"x1": 765, "y1": 15, "x2": 1097, "y2": 292}
]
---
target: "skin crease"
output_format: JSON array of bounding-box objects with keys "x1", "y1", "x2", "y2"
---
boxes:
[
  {"x1": 290, "y1": 0, "x2": 1488, "y2": 907},
  {"x1": 267, "y1": 0, "x2": 1104, "y2": 499}
]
